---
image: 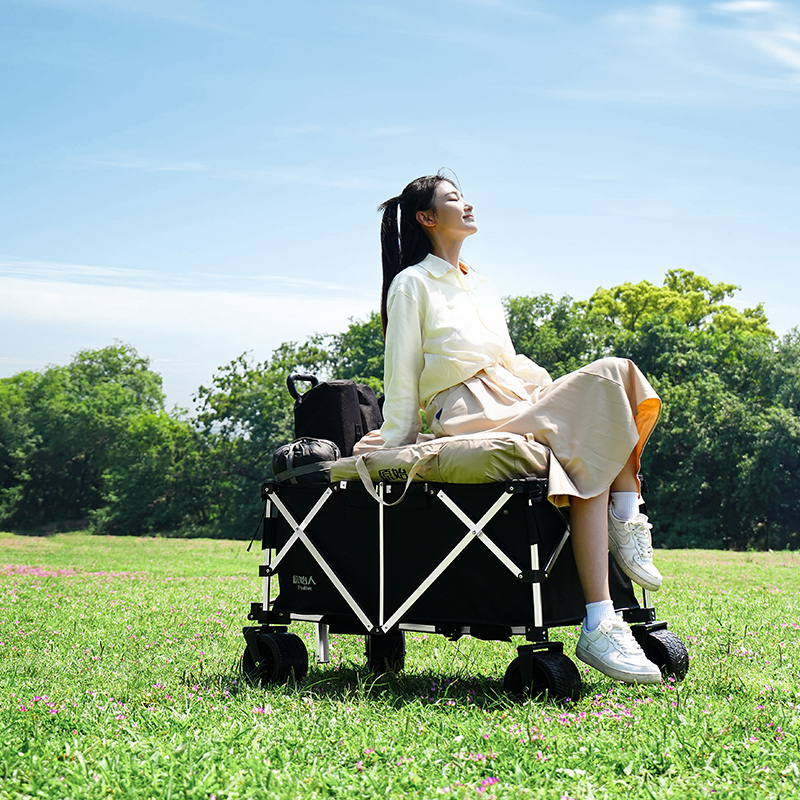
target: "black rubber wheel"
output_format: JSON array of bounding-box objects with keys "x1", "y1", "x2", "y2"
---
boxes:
[
  {"x1": 642, "y1": 628, "x2": 689, "y2": 681},
  {"x1": 242, "y1": 632, "x2": 309, "y2": 686},
  {"x1": 365, "y1": 629, "x2": 406, "y2": 673},
  {"x1": 503, "y1": 651, "x2": 582, "y2": 703}
]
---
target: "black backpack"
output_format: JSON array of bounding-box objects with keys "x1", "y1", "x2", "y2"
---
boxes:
[{"x1": 287, "y1": 374, "x2": 383, "y2": 457}]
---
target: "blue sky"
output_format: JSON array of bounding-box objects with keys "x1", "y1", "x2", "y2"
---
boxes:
[{"x1": 2, "y1": 0, "x2": 799, "y2": 410}]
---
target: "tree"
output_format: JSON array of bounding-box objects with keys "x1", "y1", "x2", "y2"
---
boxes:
[
  {"x1": 89, "y1": 412, "x2": 210, "y2": 537},
  {"x1": 191, "y1": 340, "x2": 329, "y2": 538},
  {"x1": 0, "y1": 343, "x2": 167, "y2": 529},
  {"x1": 504, "y1": 294, "x2": 616, "y2": 379},
  {"x1": 2, "y1": 271, "x2": 796, "y2": 548},
  {"x1": 644, "y1": 373, "x2": 762, "y2": 548},
  {"x1": 504, "y1": 274, "x2": 799, "y2": 550},
  {"x1": 584, "y1": 269, "x2": 772, "y2": 335},
  {"x1": 745, "y1": 405, "x2": 800, "y2": 550},
  {"x1": 323, "y1": 311, "x2": 385, "y2": 391},
  {"x1": 0, "y1": 372, "x2": 38, "y2": 523}
]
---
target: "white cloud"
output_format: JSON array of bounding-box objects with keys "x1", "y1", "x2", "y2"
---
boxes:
[
  {"x1": 0, "y1": 277, "x2": 373, "y2": 339},
  {"x1": 85, "y1": 156, "x2": 211, "y2": 172},
  {"x1": 450, "y1": 0, "x2": 551, "y2": 18},
  {"x1": 363, "y1": 126, "x2": 418, "y2": 138},
  {"x1": 0, "y1": 259, "x2": 364, "y2": 294},
  {"x1": 593, "y1": 0, "x2": 800, "y2": 100},
  {"x1": 0, "y1": 272, "x2": 377, "y2": 405},
  {"x1": 0, "y1": 258, "x2": 157, "y2": 286},
  {"x1": 15, "y1": 0, "x2": 244, "y2": 35},
  {"x1": 78, "y1": 151, "x2": 386, "y2": 190},
  {"x1": 606, "y1": 3, "x2": 692, "y2": 41},
  {"x1": 756, "y1": 34, "x2": 800, "y2": 70},
  {"x1": 714, "y1": 2, "x2": 781, "y2": 12},
  {"x1": 713, "y1": 0, "x2": 800, "y2": 77}
]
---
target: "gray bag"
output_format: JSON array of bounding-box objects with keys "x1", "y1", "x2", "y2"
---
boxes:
[{"x1": 272, "y1": 437, "x2": 341, "y2": 484}]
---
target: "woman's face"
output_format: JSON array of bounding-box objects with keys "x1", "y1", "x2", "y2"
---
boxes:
[{"x1": 419, "y1": 181, "x2": 477, "y2": 240}]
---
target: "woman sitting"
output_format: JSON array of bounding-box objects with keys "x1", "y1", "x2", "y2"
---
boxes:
[{"x1": 377, "y1": 172, "x2": 663, "y2": 684}]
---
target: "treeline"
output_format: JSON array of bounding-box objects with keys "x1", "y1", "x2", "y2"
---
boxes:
[{"x1": 1, "y1": 269, "x2": 798, "y2": 549}]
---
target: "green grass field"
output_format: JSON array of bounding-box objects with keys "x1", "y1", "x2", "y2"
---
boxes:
[{"x1": 1, "y1": 532, "x2": 798, "y2": 799}]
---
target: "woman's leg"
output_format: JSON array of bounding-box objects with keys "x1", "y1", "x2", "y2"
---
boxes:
[
  {"x1": 609, "y1": 449, "x2": 638, "y2": 494},
  {"x1": 570, "y1": 490, "x2": 661, "y2": 684},
  {"x1": 569, "y1": 491, "x2": 612, "y2": 603}
]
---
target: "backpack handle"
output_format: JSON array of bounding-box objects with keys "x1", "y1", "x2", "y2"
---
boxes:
[{"x1": 287, "y1": 373, "x2": 319, "y2": 400}]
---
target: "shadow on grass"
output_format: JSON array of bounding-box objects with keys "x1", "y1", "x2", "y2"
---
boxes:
[
  {"x1": 180, "y1": 662, "x2": 580, "y2": 710},
  {"x1": 304, "y1": 664, "x2": 513, "y2": 708}
]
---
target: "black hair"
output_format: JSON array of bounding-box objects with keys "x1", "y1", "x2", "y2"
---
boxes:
[{"x1": 377, "y1": 170, "x2": 458, "y2": 335}]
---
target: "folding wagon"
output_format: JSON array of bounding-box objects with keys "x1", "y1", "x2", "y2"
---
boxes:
[{"x1": 241, "y1": 378, "x2": 689, "y2": 702}]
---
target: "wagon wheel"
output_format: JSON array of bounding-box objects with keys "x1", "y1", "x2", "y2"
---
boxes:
[
  {"x1": 242, "y1": 632, "x2": 309, "y2": 686},
  {"x1": 365, "y1": 629, "x2": 406, "y2": 673},
  {"x1": 642, "y1": 628, "x2": 689, "y2": 681},
  {"x1": 503, "y1": 651, "x2": 582, "y2": 703}
]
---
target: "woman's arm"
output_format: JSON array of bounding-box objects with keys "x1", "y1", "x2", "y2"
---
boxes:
[
  {"x1": 502, "y1": 352, "x2": 553, "y2": 388},
  {"x1": 380, "y1": 283, "x2": 426, "y2": 447},
  {"x1": 496, "y1": 304, "x2": 553, "y2": 388}
]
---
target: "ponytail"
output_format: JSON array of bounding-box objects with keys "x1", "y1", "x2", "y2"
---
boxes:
[
  {"x1": 378, "y1": 195, "x2": 402, "y2": 335},
  {"x1": 378, "y1": 171, "x2": 452, "y2": 334}
]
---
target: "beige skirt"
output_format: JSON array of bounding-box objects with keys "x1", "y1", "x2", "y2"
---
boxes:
[{"x1": 425, "y1": 357, "x2": 661, "y2": 507}]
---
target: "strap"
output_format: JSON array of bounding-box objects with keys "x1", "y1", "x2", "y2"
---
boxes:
[
  {"x1": 274, "y1": 437, "x2": 338, "y2": 484},
  {"x1": 273, "y1": 462, "x2": 332, "y2": 484},
  {"x1": 354, "y1": 451, "x2": 437, "y2": 506}
]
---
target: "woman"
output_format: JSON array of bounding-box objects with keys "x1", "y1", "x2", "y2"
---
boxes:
[{"x1": 378, "y1": 172, "x2": 664, "y2": 684}]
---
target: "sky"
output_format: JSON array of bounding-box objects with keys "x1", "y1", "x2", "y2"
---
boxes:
[{"x1": 2, "y1": 0, "x2": 799, "y2": 411}]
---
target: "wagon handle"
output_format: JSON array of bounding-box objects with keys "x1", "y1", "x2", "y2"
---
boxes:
[{"x1": 287, "y1": 373, "x2": 319, "y2": 400}]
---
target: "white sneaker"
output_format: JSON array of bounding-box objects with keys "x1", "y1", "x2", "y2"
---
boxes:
[
  {"x1": 576, "y1": 617, "x2": 661, "y2": 684},
  {"x1": 608, "y1": 510, "x2": 663, "y2": 591}
]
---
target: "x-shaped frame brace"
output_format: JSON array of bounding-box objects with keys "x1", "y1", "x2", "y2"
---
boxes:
[
  {"x1": 378, "y1": 486, "x2": 526, "y2": 633},
  {"x1": 265, "y1": 487, "x2": 376, "y2": 632}
]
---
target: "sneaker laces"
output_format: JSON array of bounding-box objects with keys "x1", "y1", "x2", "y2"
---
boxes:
[
  {"x1": 623, "y1": 518, "x2": 654, "y2": 561},
  {"x1": 599, "y1": 619, "x2": 643, "y2": 655}
]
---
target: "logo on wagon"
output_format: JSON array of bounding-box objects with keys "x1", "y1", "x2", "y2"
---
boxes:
[
  {"x1": 377, "y1": 468, "x2": 408, "y2": 482},
  {"x1": 293, "y1": 574, "x2": 316, "y2": 591}
]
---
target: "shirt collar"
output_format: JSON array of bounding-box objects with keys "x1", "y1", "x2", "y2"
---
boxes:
[{"x1": 418, "y1": 253, "x2": 469, "y2": 278}]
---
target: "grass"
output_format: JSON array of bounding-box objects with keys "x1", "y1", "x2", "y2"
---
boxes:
[{"x1": 1, "y1": 531, "x2": 798, "y2": 799}]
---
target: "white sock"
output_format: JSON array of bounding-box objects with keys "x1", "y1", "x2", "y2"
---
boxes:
[
  {"x1": 584, "y1": 600, "x2": 616, "y2": 631},
  {"x1": 610, "y1": 491, "x2": 640, "y2": 521}
]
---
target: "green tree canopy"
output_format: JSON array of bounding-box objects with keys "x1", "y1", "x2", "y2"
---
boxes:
[
  {"x1": 504, "y1": 294, "x2": 615, "y2": 379},
  {"x1": 584, "y1": 269, "x2": 772, "y2": 335},
  {"x1": 323, "y1": 311, "x2": 385, "y2": 392},
  {"x1": 0, "y1": 343, "x2": 166, "y2": 528},
  {"x1": 1, "y1": 271, "x2": 797, "y2": 548},
  {"x1": 190, "y1": 340, "x2": 329, "y2": 537}
]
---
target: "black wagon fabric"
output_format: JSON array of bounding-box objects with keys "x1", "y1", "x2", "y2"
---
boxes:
[{"x1": 267, "y1": 481, "x2": 638, "y2": 631}]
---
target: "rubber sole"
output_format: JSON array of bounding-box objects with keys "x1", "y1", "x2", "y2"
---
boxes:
[
  {"x1": 608, "y1": 542, "x2": 663, "y2": 592},
  {"x1": 576, "y1": 643, "x2": 662, "y2": 684}
]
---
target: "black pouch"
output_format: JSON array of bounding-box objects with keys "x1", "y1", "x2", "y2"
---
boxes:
[
  {"x1": 288, "y1": 374, "x2": 383, "y2": 457},
  {"x1": 272, "y1": 437, "x2": 341, "y2": 484}
]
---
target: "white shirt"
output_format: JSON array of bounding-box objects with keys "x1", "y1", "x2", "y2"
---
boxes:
[{"x1": 380, "y1": 254, "x2": 552, "y2": 446}]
